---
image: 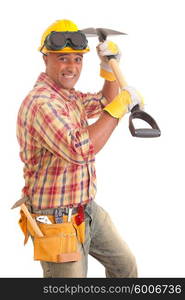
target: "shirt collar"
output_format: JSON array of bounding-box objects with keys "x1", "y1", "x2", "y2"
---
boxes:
[{"x1": 34, "y1": 72, "x2": 77, "y2": 102}]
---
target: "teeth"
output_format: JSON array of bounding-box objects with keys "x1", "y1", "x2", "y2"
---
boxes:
[{"x1": 63, "y1": 74, "x2": 74, "y2": 78}]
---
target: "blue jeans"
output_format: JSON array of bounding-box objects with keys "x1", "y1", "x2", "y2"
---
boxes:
[{"x1": 40, "y1": 200, "x2": 138, "y2": 277}]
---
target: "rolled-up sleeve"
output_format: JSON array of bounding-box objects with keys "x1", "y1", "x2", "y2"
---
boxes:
[
  {"x1": 81, "y1": 91, "x2": 108, "y2": 119},
  {"x1": 33, "y1": 102, "x2": 94, "y2": 165}
]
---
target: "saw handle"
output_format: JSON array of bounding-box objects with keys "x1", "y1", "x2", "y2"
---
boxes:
[
  {"x1": 107, "y1": 56, "x2": 161, "y2": 138},
  {"x1": 129, "y1": 105, "x2": 161, "y2": 138}
]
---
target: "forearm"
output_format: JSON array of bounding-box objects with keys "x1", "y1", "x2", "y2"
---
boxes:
[
  {"x1": 102, "y1": 80, "x2": 120, "y2": 103},
  {"x1": 87, "y1": 82, "x2": 128, "y2": 155},
  {"x1": 87, "y1": 111, "x2": 118, "y2": 154}
]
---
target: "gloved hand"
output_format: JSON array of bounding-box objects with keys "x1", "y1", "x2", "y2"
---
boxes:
[
  {"x1": 124, "y1": 86, "x2": 144, "y2": 112},
  {"x1": 96, "y1": 40, "x2": 121, "y2": 81},
  {"x1": 103, "y1": 86, "x2": 144, "y2": 119}
]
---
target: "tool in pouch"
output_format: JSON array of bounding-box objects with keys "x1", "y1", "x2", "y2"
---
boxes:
[
  {"x1": 81, "y1": 27, "x2": 161, "y2": 138},
  {"x1": 12, "y1": 199, "x2": 85, "y2": 263},
  {"x1": 36, "y1": 215, "x2": 52, "y2": 224},
  {"x1": 54, "y1": 208, "x2": 63, "y2": 223}
]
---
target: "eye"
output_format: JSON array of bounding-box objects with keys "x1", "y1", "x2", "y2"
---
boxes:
[
  {"x1": 75, "y1": 56, "x2": 83, "y2": 63},
  {"x1": 59, "y1": 57, "x2": 67, "y2": 62}
]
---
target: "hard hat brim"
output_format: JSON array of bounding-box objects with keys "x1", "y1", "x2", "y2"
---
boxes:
[{"x1": 38, "y1": 46, "x2": 90, "y2": 54}]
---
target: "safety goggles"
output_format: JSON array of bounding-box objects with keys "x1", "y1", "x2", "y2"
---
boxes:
[{"x1": 42, "y1": 31, "x2": 88, "y2": 51}]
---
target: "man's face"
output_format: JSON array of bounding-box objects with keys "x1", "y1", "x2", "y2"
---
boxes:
[{"x1": 43, "y1": 52, "x2": 83, "y2": 90}]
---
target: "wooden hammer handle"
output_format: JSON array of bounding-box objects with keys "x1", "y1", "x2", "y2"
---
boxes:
[
  {"x1": 21, "y1": 203, "x2": 44, "y2": 237},
  {"x1": 108, "y1": 58, "x2": 128, "y2": 89}
]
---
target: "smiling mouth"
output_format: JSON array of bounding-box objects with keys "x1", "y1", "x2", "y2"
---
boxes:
[{"x1": 62, "y1": 73, "x2": 76, "y2": 79}]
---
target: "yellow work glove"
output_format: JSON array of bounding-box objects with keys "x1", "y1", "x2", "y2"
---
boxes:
[
  {"x1": 96, "y1": 40, "x2": 121, "y2": 81},
  {"x1": 103, "y1": 86, "x2": 144, "y2": 119}
]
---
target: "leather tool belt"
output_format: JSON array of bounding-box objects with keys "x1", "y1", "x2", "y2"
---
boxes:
[{"x1": 18, "y1": 205, "x2": 85, "y2": 263}]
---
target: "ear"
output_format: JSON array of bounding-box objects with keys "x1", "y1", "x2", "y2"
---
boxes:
[{"x1": 43, "y1": 54, "x2": 48, "y2": 65}]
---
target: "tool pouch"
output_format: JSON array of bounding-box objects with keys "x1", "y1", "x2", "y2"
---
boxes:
[
  {"x1": 19, "y1": 209, "x2": 30, "y2": 245},
  {"x1": 18, "y1": 209, "x2": 85, "y2": 263},
  {"x1": 33, "y1": 221, "x2": 80, "y2": 263}
]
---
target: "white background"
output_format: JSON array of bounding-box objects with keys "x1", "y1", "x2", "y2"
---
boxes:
[{"x1": 0, "y1": 0, "x2": 185, "y2": 277}]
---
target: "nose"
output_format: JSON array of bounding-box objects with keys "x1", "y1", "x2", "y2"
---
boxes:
[{"x1": 66, "y1": 60, "x2": 76, "y2": 72}]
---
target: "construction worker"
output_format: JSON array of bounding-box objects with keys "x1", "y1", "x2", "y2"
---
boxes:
[{"x1": 16, "y1": 19, "x2": 143, "y2": 277}]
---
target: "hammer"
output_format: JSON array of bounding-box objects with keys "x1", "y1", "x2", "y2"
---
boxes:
[{"x1": 81, "y1": 27, "x2": 161, "y2": 138}]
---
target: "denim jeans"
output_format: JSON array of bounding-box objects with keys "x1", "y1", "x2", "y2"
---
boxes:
[{"x1": 40, "y1": 200, "x2": 138, "y2": 278}]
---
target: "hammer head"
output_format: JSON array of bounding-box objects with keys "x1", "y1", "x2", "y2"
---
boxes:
[{"x1": 81, "y1": 27, "x2": 127, "y2": 42}]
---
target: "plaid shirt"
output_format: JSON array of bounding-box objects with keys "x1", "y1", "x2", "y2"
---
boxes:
[{"x1": 16, "y1": 72, "x2": 108, "y2": 210}]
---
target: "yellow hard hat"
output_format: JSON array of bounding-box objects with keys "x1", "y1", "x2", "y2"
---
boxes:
[{"x1": 38, "y1": 19, "x2": 90, "y2": 54}]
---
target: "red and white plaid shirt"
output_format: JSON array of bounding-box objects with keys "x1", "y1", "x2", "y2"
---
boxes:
[{"x1": 16, "y1": 73, "x2": 108, "y2": 210}]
